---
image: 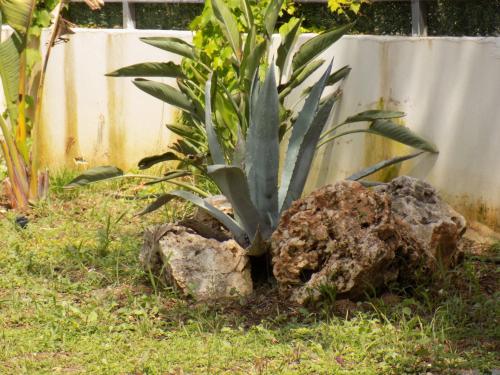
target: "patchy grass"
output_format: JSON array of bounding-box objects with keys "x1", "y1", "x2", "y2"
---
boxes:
[{"x1": 0, "y1": 175, "x2": 498, "y2": 374}]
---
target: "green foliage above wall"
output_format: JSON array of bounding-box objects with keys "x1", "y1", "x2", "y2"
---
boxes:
[
  {"x1": 426, "y1": 0, "x2": 500, "y2": 36},
  {"x1": 135, "y1": 3, "x2": 204, "y2": 30},
  {"x1": 63, "y1": 2, "x2": 123, "y2": 28},
  {"x1": 64, "y1": 0, "x2": 499, "y2": 36}
]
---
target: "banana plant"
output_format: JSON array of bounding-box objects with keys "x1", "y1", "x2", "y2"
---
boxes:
[{"x1": 0, "y1": 0, "x2": 65, "y2": 209}]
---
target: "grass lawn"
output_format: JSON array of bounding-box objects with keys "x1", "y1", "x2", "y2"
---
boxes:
[{"x1": 0, "y1": 175, "x2": 498, "y2": 374}]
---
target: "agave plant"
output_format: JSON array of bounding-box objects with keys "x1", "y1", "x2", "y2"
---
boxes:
[
  {"x1": 67, "y1": 0, "x2": 437, "y2": 256},
  {"x1": 123, "y1": 61, "x2": 436, "y2": 256},
  {"x1": 0, "y1": 0, "x2": 66, "y2": 208}
]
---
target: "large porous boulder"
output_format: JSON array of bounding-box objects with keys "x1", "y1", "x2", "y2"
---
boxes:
[
  {"x1": 375, "y1": 176, "x2": 467, "y2": 267},
  {"x1": 140, "y1": 224, "x2": 252, "y2": 300},
  {"x1": 271, "y1": 181, "x2": 433, "y2": 305}
]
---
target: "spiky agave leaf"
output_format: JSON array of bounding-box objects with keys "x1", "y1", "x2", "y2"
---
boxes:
[
  {"x1": 139, "y1": 189, "x2": 247, "y2": 245},
  {"x1": 278, "y1": 62, "x2": 333, "y2": 212},
  {"x1": 207, "y1": 164, "x2": 263, "y2": 239},
  {"x1": 245, "y1": 64, "x2": 280, "y2": 228}
]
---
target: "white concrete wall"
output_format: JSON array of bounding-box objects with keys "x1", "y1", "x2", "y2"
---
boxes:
[
  {"x1": 38, "y1": 29, "x2": 191, "y2": 169},
  {"x1": 299, "y1": 35, "x2": 500, "y2": 227},
  {"x1": 19, "y1": 30, "x2": 500, "y2": 226}
]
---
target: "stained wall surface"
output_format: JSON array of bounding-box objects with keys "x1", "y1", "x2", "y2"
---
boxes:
[{"x1": 5, "y1": 29, "x2": 500, "y2": 227}]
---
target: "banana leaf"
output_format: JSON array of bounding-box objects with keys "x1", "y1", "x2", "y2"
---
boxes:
[
  {"x1": 106, "y1": 62, "x2": 183, "y2": 78},
  {"x1": 140, "y1": 37, "x2": 196, "y2": 60}
]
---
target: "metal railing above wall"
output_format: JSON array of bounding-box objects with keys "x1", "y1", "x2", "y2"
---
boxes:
[{"x1": 68, "y1": 0, "x2": 432, "y2": 36}]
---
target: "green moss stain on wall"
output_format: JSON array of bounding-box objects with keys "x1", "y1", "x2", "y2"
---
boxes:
[
  {"x1": 362, "y1": 97, "x2": 408, "y2": 182},
  {"x1": 64, "y1": 41, "x2": 81, "y2": 167},
  {"x1": 106, "y1": 34, "x2": 126, "y2": 169}
]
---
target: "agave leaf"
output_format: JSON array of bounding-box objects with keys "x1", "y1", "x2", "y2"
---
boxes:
[
  {"x1": 0, "y1": 33, "x2": 22, "y2": 123},
  {"x1": 64, "y1": 166, "x2": 123, "y2": 189},
  {"x1": 133, "y1": 79, "x2": 193, "y2": 113},
  {"x1": 276, "y1": 17, "x2": 302, "y2": 82},
  {"x1": 245, "y1": 64, "x2": 280, "y2": 227},
  {"x1": 138, "y1": 151, "x2": 180, "y2": 170},
  {"x1": 245, "y1": 228, "x2": 269, "y2": 256},
  {"x1": 279, "y1": 63, "x2": 333, "y2": 212},
  {"x1": 212, "y1": 0, "x2": 241, "y2": 59},
  {"x1": 264, "y1": 0, "x2": 284, "y2": 39},
  {"x1": 207, "y1": 164, "x2": 263, "y2": 239},
  {"x1": 347, "y1": 151, "x2": 425, "y2": 181},
  {"x1": 358, "y1": 180, "x2": 386, "y2": 187},
  {"x1": 281, "y1": 94, "x2": 337, "y2": 212},
  {"x1": 209, "y1": 70, "x2": 218, "y2": 109},
  {"x1": 0, "y1": 0, "x2": 35, "y2": 35},
  {"x1": 144, "y1": 170, "x2": 192, "y2": 186},
  {"x1": 292, "y1": 23, "x2": 352, "y2": 73},
  {"x1": 345, "y1": 110, "x2": 405, "y2": 124},
  {"x1": 279, "y1": 59, "x2": 324, "y2": 100},
  {"x1": 370, "y1": 119, "x2": 438, "y2": 153},
  {"x1": 204, "y1": 74, "x2": 225, "y2": 164},
  {"x1": 106, "y1": 62, "x2": 183, "y2": 78},
  {"x1": 139, "y1": 190, "x2": 247, "y2": 244},
  {"x1": 140, "y1": 37, "x2": 196, "y2": 60}
]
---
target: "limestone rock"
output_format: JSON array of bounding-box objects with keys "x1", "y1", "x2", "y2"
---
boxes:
[
  {"x1": 140, "y1": 224, "x2": 252, "y2": 300},
  {"x1": 375, "y1": 176, "x2": 466, "y2": 267},
  {"x1": 271, "y1": 181, "x2": 428, "y2": 304}
]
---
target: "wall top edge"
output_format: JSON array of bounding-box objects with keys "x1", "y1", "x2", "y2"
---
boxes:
[{"x1": 47, "y1": 28, "x2": 499, "y2": 43}]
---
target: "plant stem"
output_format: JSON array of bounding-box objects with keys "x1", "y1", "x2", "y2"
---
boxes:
[
  {"x1": 29, "y1": 0, "x2": 65, "y2": 200},
  {"x1": 316, "y1": 129, "x2": 373, "y2": 149}
]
